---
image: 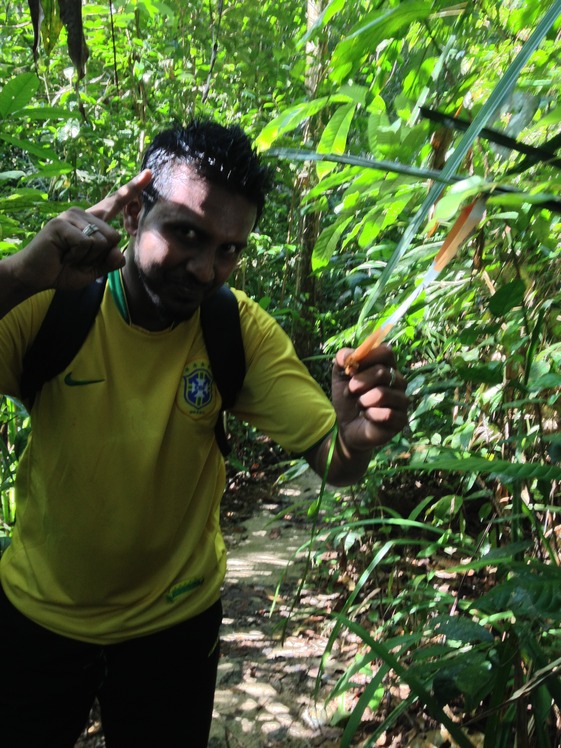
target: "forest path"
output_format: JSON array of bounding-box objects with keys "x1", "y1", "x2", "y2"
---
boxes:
[{"x1": 210, "y1": 470, "x2": 348, "y2": 747}]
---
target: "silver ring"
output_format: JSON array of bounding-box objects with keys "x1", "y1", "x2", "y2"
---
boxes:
[
  {"x1": 82, "y1": 223, "x2": 99, "y2": 237},
  {"x1": 388, "y1": 367, "x2": 396, "y2": 388}
]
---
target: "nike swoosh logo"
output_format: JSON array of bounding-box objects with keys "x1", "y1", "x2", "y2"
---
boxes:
[{"x1": 64, "y1": 372, "x2": 105, "y2": 387}]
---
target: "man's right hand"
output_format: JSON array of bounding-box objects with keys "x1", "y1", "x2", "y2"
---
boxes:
[{"x1": 4, "y1": 169, "x2": 152, "y2": 297}]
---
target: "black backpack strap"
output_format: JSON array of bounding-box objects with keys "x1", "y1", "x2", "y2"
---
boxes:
[
  {"x1": 21, "y1": 277, "x2": 107, "y2": 407},
  {"x1": 200, "y1": 285, "x2": 245, "y2": 456}
]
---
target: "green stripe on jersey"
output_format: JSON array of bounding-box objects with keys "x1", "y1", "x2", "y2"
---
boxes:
[{"x1": 108, "y1": 269, "x2": 130, "y2": 323}]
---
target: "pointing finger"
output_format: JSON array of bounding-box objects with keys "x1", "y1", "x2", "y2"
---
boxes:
[{"x1": 87, "y1": 169, "x2": 152, "y2": 222}]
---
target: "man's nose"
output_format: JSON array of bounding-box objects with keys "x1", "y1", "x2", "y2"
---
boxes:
[{"x1": 187, "y1": 250, "x2": 216, "y2": 284}]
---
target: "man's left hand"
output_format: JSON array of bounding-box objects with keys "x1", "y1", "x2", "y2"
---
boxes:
[{"x1": 333, "y1": 344, "x2": 409, "y2": 455}]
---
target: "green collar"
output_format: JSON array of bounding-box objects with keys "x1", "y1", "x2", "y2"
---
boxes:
[
  {"x1": 108, "y1": 269, "x2": 130, "y2": 323},
  {"x1": 107, "y1": 268, "x2": 180, "y2": 331}
]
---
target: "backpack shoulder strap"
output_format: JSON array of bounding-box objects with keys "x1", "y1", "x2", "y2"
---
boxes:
[
  {"x1": 200, "y1": 285, "x2": 245, "y2": 455},
  {"x1": 21, "y1": 277, "x2": 107, "y2": 407}
]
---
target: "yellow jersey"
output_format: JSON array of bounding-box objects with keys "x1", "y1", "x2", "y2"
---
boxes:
[{"x1": 0, "y1": 276, "x2": 335, "y2": 643}]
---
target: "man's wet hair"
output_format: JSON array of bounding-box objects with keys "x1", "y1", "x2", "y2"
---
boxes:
[{"x1": 140, "y1": 120, "x2": 273, "y2": 221}]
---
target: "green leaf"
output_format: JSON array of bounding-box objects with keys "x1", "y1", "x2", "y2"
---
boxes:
[
  {"x1": 0, "y1": 73, "x2": 40, "y2": 118},
  {"x1": 431, "y1": 615, "x2": 494, "y2": 644},
  {"x1": 0, "y1": 536, "x2": 12, "y2": 555},
  {"x1": 39, "y1": 0, "x2": 64, "y2": 56},
  {"x1": 431, "y1": 176, "x2": 488, "y2": 225},
  {"x1": 256, "y1": 98, "x2": 329, "y2": 150},
  {"x1": 0, "y1": 189, "x2": 49, "y2": 212},
  {"x1": 487, "y1": 190, "x2": 559, "y2": 208},
  {"x1": 366, "y1": 96, "x2": 390, "y2": 152},
  {"x1": 455, "y1": 362, "x2": 504, "y2": 385},
  {"x1": 433, "y1": 654, "x2": 494, "y2": 712},
  {"x1": 18, "y1": 106, "x2": 75, "y2": 121},
  {"x1": 336, "y1": 84, "x2": 368, "y2": 107},
  {"x1": 475, "y1": 569, "x2": 561, "y2": 622},
  {"x1": 305, "y1": 166, "x2": 360, "y2": 201},
  {"x1": 480, "y1": 541, "x2": 532, "y2": 563},
  {"x1": 531, "y1": 372, "x2": 561, "y2": 390},
  {"x1": 427, "y1": 494, "x2": 464, "y2": 523},
  {"x1": 489, "y1": 279, "x2": 526, "y2": 316},
  {"x1": 298, "y1": 0, "x2": 345, "y2": 47},
  {"x1": 406, "y1": 452, "x2": 561, "y2": 482},
  {"x1": 534, "y1": 104, "x2": 561, "y2": 127},
  {"x1": 330, "y1": 1, "x2": 434, "y2": 84},
  {"x1": 22, "y1": 164, "x2": 73, "y2": 180},
  {"x1": 0, "y1": 134, "x2": 63, "y2": 163},
  {"x1": 316, "y1": 104, "x2": 357, "y2": 179},
  {"x1": 0, "y1": 171, "x2": 26, "y2": 181},
  {"x1": 358, "y1": 210, "x2": 383, "y2": 248},
  {"x1": 312, "y1": 216, "x2": 354, "y2": 271}
]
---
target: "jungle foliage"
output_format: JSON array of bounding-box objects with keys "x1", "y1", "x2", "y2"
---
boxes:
[{"x1": 2, "y1": 0, "x2": 561, "y2": 744}]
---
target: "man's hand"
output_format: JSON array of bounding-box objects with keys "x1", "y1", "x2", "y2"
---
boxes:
[
  {"x1": 5, "y1": 170, "x2": 152, "y2": 298},
  {"x1": 333, "y1": 344, "x2": 408, "y2": 455},
  {"x1": 305, "y1": 344, "x2": 408, "y2": 486}
]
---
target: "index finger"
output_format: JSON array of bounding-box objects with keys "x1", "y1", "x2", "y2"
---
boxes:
[
  {"x1": 337, "y1": 344, "x2": 395, "y2": 374},
  {"x1": 87, "y1": 169, "x2": 153, "y2": 222}
]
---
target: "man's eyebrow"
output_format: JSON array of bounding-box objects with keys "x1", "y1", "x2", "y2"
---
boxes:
[
  {"x1": 160, "y1": 204, "x2": 192, "y2": 217},
  {"x1": 165, "y1": 216, "x2": 196, "y2": 226},
  {"x1": 157, "y1": 201, "x2": 198, "y2": 219},
  {"x1": 162, "y1": 212, "x2": 203, "y2": 230}
]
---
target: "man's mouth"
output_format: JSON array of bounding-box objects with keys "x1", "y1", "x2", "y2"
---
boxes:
[{"x1": 168, "y1": 284, "x2": 206, "y2": 304}]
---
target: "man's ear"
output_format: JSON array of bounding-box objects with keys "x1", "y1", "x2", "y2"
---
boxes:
[{"x1": 123, "y1": 197, "x2": 143, "y2": 236}]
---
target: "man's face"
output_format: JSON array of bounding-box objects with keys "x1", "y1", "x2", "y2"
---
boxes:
[{"x1": 123, "y1": 165, "x2": 257, "y2": 329}]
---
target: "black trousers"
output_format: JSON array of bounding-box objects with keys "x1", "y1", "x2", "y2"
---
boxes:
[{"x1": 0, "y1": 585, "x2": 222, "y2": 747}]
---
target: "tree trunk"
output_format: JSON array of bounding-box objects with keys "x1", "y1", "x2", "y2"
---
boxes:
[{"x1": 291, "y1": 0, "x2": 327, "y2": 361}]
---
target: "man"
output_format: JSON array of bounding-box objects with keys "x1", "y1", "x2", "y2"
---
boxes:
[{"x1": 0, "y1": 120, "x2": 408, "y2": 746}]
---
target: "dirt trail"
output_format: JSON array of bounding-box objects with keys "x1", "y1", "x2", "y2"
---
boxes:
[{"x1": 210, "y1": 471, "x2": 346, "y2": 747}]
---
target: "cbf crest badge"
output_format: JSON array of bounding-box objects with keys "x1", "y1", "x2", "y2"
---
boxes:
[{"x1": 177, "y1": 361, "x2": 215, "y2": 416}]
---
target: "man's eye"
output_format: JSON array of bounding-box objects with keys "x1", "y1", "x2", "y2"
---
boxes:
[
  {"x1": 222, "y1": 244, "x2": 241, "y2": 257},
  {"x1": 174, "y1": 226, "x2": 197, "y2": 240}
]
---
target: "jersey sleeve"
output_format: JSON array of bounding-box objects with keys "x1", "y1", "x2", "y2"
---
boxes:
[
  {"x1": 0, "y1": 291, "x2": 54, "y2": 401},
  {"x1": 231, "y1": 290, "x2": 336, "y2": 455}
]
